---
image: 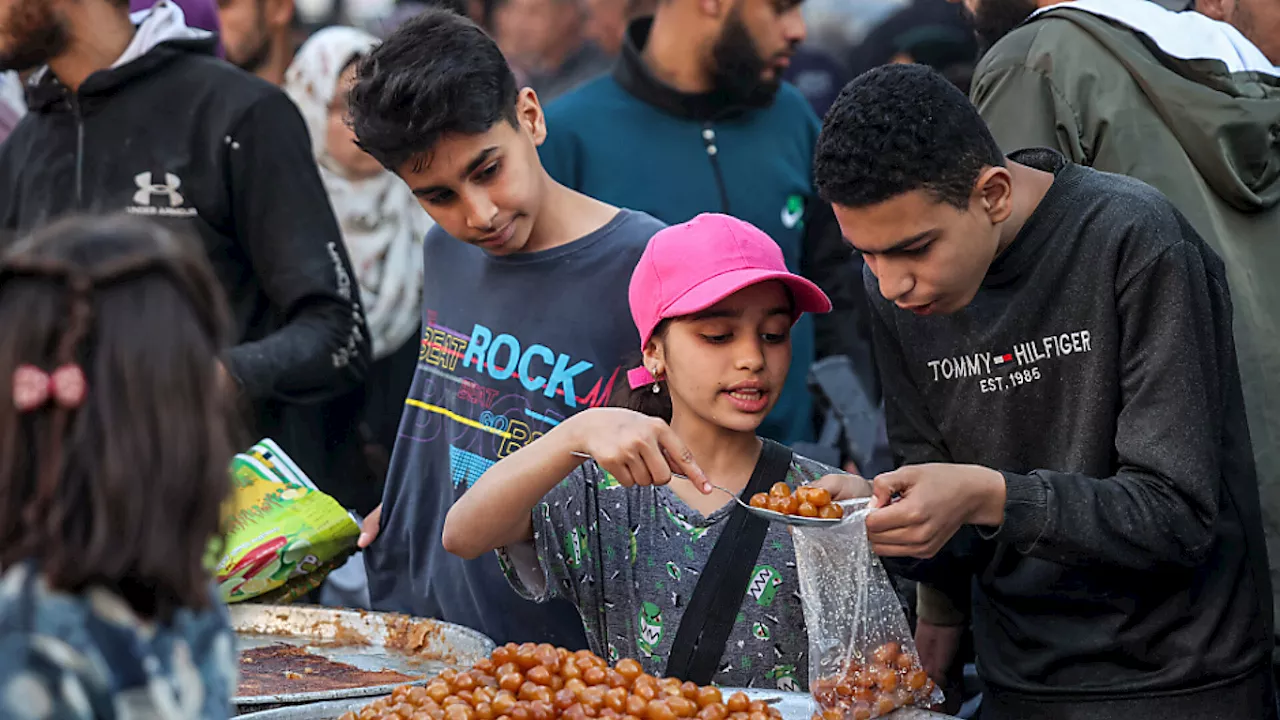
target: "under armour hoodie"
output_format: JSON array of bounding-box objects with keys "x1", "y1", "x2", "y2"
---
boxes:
[{"x1": 0, "y1": 1, "x2": 378, "y2": 512}]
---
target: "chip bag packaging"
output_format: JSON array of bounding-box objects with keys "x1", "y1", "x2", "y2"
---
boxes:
[
  {"x1": 213, "y1": 439, "x2": 361, "y2": 603},
  {"x1": 793, "y1": 501, "x2": 944, "y2": 719}
]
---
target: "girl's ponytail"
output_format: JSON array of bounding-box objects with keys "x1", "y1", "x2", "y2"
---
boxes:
[{"x1": 607, "y1": 322, "x2": 671, "y2": 422}]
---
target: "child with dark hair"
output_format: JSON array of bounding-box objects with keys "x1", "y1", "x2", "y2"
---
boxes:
[
  {"x1": 444, "y1": 213, "x2": 869, "y2": 688},
  {"x1": 346, "y1": 8, "x2": 666, "y2": 649},
  {"x1": 813, "y1": 63, "x2": 1275, "y2": 718},
  {"x1": 0, "y1": 214, "x2": 238, "y2": 718}
]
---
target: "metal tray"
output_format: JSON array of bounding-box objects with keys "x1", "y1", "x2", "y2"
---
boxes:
[
  {"x1": 236, "y1": 688, "x2": 957, "y2": 720},
  {"x1": 233, "y1": 604, "x2": 496, "y2": 714}
]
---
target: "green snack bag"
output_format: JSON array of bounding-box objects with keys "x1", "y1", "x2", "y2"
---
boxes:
[{"x1": 214, "y1": 444, "x2": 360, "y2": 603}]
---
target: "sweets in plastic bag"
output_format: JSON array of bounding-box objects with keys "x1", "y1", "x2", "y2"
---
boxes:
[
  {"x1": 793, "y1": 503, "x2": 943, "y2": 719},
  {"x1": 213, "y1": 439, "x2": 360, "y2": 603}
]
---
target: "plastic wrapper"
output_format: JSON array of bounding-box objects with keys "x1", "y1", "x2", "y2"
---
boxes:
[
  {"x1": 793, "y1": 502, "x2": 944, "y2": 719},
  {"x1": 212, "y1": 439, "x2": 360, "y2": 603}
]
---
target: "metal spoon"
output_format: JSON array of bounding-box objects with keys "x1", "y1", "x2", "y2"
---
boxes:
[{"x1": 568, "y1": 451, "x2": 848, "y2": 526}]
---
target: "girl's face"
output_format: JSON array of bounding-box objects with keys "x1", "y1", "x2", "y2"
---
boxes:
[
  {"x1": 327, "y1": 63, "x2": 385, "y2": 180},
  {"x1": 648, "y1": 281, "x2": 793, "y2": 435}
]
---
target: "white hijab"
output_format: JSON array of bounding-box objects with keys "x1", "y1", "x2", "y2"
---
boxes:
[{"x1": 285, "y1": 26, "x2": 432, "y2": 361}]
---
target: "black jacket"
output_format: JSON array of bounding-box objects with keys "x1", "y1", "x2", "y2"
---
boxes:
[{"x1": 0, "y1": 15, "x2": 379, "y2": 512}]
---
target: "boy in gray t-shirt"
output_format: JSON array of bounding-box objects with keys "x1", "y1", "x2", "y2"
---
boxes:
[
  {"x1": 346, "y1": 9, "x2": 665, "y2": 648},
  {"x1": 499, "y1": 455, "x2": 839, "y2": 691}
]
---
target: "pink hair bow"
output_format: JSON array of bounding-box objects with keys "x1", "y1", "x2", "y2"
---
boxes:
[
  {"x1": 627, "y1": 365, "x2": 657, "y2": 390},
  {"x1": 13, "y1": 364, "x2": 87, "y2": 412}
]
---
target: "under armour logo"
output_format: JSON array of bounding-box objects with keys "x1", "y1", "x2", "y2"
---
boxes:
[{"x1": 133, "y1": 172, "x2": 184, "y2": 208}]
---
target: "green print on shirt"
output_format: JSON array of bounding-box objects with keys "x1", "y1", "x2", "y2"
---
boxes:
[
  {"x1": 629, "y1": 529, "x2": 638, "y2": 565},
  {"x1": 608, "y1": 644, "x2": 620, "y2": 664},
  {"x1": 751, "y1": 622, "x2": 771, "y2": 641},
  {"x1": 767, "y1": 665, "x2": 800, "y2": 692},
  {"x1": 598, "y1": 470, "x2": 622, "y2": 490},
  {"x1": 781, "y1": 194, "x2": 806, "y2": 231},
  {"x1": 638, "y1": 602, "x2": 664, "y2": 654},
  {"x1": 666, "y1": 562, "x2": 681, "y2": 582},
  {"x1": 663, "y1": 507, "x2": 709, "y2": 540},
  {"x1": 564, "y1": 527, "x2": 590, "y2": 569},
  {"x1": 747, "y1": 565, "x2": 782, "y2": 607}
]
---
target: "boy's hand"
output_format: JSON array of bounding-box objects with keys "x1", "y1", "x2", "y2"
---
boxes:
[
  {"x1": 569, "y1": 408, "x2": 711, "y2": 493},
  {"x1": 865, "y1": 464, "x2": 1006, "y2": 558},
  {"x1": 808, "y1": 473, "x2": 873, "y2": 501},
  {"x1": 358, "y1": 504, "x2": 381, "y2": 548}
]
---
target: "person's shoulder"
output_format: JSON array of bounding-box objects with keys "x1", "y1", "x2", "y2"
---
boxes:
[
  {"x1": 424, "y1": 223, "x2": 459, "y2": 252},
  {"x1": 164, "y1": 51, "x2": 281, "y2": 106},
  {"x1": 609, "y1": 209, "x2": 666, "y2": 246},
  {"x1": 1059, "y1": 160, "x2": 1213, "y2": 271},
  {"x1": 773, "y1": 82, "x2": 818, "y2": 119},
  {"x1": 544, "y1": 73, "x2": 627, "y2": 123},
  {"x1": 1071, "y1": 161, "x2": 1185, "y2": 230},
  {"x1": 752, "y1": 83, "x2": 820, "y2": 149},
  {"x1": 975, "y1": 12, "x2": 1120, "y2": 78}
]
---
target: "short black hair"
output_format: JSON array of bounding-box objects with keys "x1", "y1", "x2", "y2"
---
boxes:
[
  {"x1": 814, "y1": 64, "x2": 1005, "y2": 210},
  {"x1": 348, "y1": 7, "x2": 519, "y2": 172}
]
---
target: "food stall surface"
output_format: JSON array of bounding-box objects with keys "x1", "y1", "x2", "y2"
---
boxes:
[
  {"x1": 236, "y1": 689, "x2": 958, "y2": 720},
  {"x1": 233, "y1": 604, "x2": 497, "y2": 715}
]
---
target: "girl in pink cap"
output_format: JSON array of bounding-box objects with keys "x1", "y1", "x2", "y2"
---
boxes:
[{"x1": 445, "y1": 213, "x2": 871, "y2": 689}]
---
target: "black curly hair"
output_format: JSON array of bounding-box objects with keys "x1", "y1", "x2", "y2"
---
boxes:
[
  {"x1": 814, "y1": 63, "x2": 1006, "y2": 210},
  {"x1": 347, "y1": 7, "x2": 519, "y2": 173}
]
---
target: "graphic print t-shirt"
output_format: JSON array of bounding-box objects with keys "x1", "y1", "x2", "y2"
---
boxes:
[
  {"x1": 499, "y1": 454, "x2": 840, "y2": 691},
  {"x1": 365, "y1": 209, "x2": 665, "y2": 648}
]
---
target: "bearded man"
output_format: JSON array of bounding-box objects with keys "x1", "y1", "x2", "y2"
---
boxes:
[
  {"x1": 0, "y1": 0, "x2": 376, "y2": 513},
  {"x1": 912, "y1": 0, "x2": 1280, "y2": 707},
  {"x1": 537, "y1": 0, "x2": 876, "y2": 454}
]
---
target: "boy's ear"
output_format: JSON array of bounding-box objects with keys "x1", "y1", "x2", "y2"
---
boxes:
[
  {"x1": 975, "y1": 166, "x2": 1014, "y2": 226},
  {"x1": 516, "y1": 88, "x2": 548, "y2": 146}
]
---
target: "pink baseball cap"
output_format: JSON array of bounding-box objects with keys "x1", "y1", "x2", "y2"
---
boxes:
[{"x1": 626, "y1": 213, "x2": 832, "y2": 389}]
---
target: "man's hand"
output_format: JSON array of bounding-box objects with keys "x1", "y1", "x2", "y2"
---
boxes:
[
  {"x1": 808, "y1": 473, "x2": 873, "y2": 501},
  {"x1": 358, "y1": 504, "x2": 382, "y2": 548},
  {"x1": 915, "y1": 619, "x2": 964, "y2": 686},
  {"x1": 865, "y1": 464, "x2": 1005, "y2": 557},
  {"x1": 915, "y1": 619, "x2": 966, "y2": 714}
]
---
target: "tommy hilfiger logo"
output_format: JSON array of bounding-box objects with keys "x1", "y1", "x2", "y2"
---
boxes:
[{"x1": 127, "y1": 171, "x2": 197, "y2": 217}]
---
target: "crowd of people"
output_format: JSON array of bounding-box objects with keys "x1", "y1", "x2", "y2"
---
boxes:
[{"x1": 0, "y1": 0, "x2": 1279, "y2": 718}]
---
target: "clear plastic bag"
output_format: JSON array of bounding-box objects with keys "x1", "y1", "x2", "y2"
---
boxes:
[{"x1": 793, "y1": 502, "x2": 944, "y2": 719}]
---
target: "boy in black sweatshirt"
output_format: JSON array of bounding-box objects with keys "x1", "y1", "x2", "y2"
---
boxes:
[{"x1": 812, "y1": 64, "x2": 1275, "y2": 719}]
